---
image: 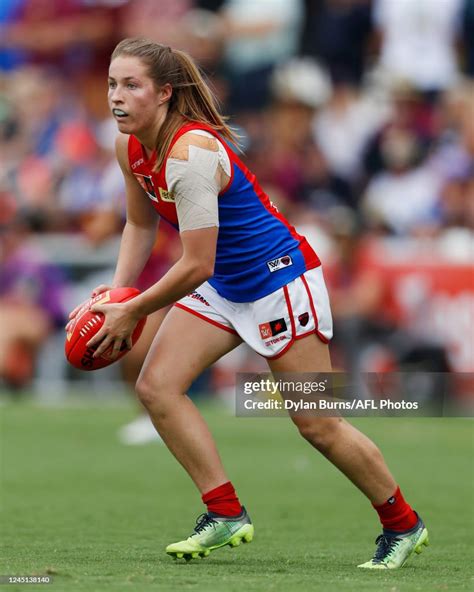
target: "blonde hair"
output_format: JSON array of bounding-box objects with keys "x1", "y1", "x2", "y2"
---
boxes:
[{"x1": 111, "y1": 38, "x2": 238, "y2": 171}]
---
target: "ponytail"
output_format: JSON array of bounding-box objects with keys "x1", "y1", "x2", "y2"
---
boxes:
[{"x1": 111, "y1": 38, "x2": 239, "y2": 172}]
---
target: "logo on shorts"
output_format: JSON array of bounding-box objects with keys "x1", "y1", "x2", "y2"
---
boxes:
[
  {"x1": 298, "y1": 312, "x2": 309, "y2": 327},
  {"x1": 266, "y1": 255, "x2": 293, "y2": 273},
  {"x1": 259, "y1": 318, "x2": 288, "y2": 340},
  {"x1": 188, "y1": 291, "x2": 210, "y2": 307}
]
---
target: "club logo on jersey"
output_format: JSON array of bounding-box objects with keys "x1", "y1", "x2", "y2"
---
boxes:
[
  {"x1": 298, "y1": 312, "x2": 309, "y2": 327},
  {"x1": 134, "y1": 174, "x2": 158, "y2": 202},
  {"x1": 266, "y1": 255, "x2": 293, "y2": 273},
  {"x1": 259, "y1": 318, "x2": 288, "y2": 340},
  {"x1": 159, "y1": 187, "x2": 176, "y2": 202}
]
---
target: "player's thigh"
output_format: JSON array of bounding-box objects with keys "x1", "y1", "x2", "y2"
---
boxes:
[
  {"x1": 121, "y1": 308, "x2": 168, "y2": 384},
  {"x1": 267, "y1": 333, "x2": 332, "y2": 373},
  {"x1": 267, "y1": 334, "x2": 336, "y2": 434},
  {"x1": 138, "y1": 305, "x2": 243, "y2": 394},
  {"x1": 124, "y1": 308, "x2": 168, "y2": 367}
]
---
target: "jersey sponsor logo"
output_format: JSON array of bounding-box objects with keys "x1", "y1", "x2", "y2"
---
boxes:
[
  {"x1": 259, "y1": 318, "x2": 288, "y2": 340},
  {"x1": 266, "y1": 255, "x2": 293, "y2": 273},
  {"x1": 134, "y1": 174, "x2": 158, "y2": 202},
  {"x1": 131, "y1": 158, "x2": 144, "y2": 169},
  {"x1": 188, "y1": 291, "x2": 210, "y2": 307},
  {"x1": 159, "y1": 187, "x2": 176, "y2": 202},
  {"x1": 298, "y1": 312, "x2": 309, "y2": 327}
]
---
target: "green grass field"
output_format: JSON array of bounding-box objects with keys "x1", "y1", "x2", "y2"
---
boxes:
[{"x1": 1, "y1": 397, "x2": 473, "y2": 591}]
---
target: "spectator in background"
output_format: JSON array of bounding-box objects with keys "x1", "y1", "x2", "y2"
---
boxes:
[
  {"x1": 362, "y1": 125, "x2": 442, "y2": 236},
  {"x1": 180, "y1": 9, "x2": 225, "y2": 73},
  {"x1": 55, "y1": 120, "x2": 126, "y2": 238},
  {"x1": 219, "y1": 0, "x2": 304, "y2": 113},
  {"x1": 300, "y1": 0, "x2": 373, "y2": 85},
  {"x1": 196, "y1": 0, "x2": 225, "y2": 10},
  {"x1": 0, "y1": 211, "x2": 66, "y2": 389},
  {"x1": 0, "y1": 0, "x2": 121, "y2": 117},
  {"x1": 65, "y1": 118, "x2": 126, "y2": 244},
  {"x1": 431, "y1": 82, "x2": 474, "y2": 181},
  {"x1": 430, "y1": 81, "x2": 474, "y2": 231},
  {"x1": 439, "y1": 167, "x2": 474, "y2": 230},
  {"x1": 0, "y1": 0, "x2": 117, "y2": 72},
  {"x1": 324, "y1": 207, "x2": 453, "y2": 384},
  {"x1": 1, "y1": 66, "x2": 91, "y2": 230},
  {"x1": 362, "y1": 81, "x2": 438, "y2": 180},
  {"x1": 119, "y1": 0, "x2": 193, "y2": 48},
  {"x1": 258, "y1": 58, "x2": 332, "y2": 209},
  {"x1": 312, "y1": 78, "x2": 389, "y2": 206},
  {"x1": 0, "y1": 0, "x2": 27, "y2": 71},
  {"x1": 178, "y1": 9, "x2": 230, "y2": 107},
  {"x1": 461, "y1": 0, "x2": 474, "y2": 76},
  {"x1": 322, "y1": 207, "x2": 389, "y2": 375},
  {"x1": 373, "y1": 0, "x2": 464, "y2": 96}
]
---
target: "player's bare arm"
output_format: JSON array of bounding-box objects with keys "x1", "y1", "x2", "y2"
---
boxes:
[
  {"x1": 87, "y1": 227, "x2": 217, "y2": 358},
  {"x1": 87, "y1": 133, "x2": 221, "y2": 357},
  {"x1": 112, "y1": 133, "x2": 159, "y2": 288}
]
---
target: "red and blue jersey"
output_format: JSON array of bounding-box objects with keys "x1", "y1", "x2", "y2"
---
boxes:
[{"x1": 128, "y1": 121, "x2": 321, "y2": 302}]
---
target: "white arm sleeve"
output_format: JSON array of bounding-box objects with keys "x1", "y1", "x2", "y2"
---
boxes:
[{"x1": 165, "y1": 145, "x2": 220, "y2": 232}]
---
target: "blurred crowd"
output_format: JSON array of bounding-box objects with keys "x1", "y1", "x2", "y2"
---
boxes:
[{"x1": 0, "y1": 0, "x2": 473, "y2": 395}]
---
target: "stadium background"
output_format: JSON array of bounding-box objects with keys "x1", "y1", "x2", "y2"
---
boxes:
[{"x1": 0, "y1": 1, "x2": 473, "y2": 591}]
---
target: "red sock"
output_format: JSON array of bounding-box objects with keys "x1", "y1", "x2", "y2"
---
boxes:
[
  {"x1": 202, "y1": 481, "x2": 242, "y2": 517},
  {"x1": 373, "y1": 486, "x2": 418, "y2": 532}
]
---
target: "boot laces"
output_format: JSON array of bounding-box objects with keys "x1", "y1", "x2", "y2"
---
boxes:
[
  {"x1": 372, "y1": 534, "x2": 401, "y2": 563},
  {"x1": 193, "y1": 513, "x2": 218, "y2": 535}
]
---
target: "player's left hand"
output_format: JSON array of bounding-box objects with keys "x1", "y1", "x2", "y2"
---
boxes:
[
  {"x1": 87, "y1": 302, "x2": 140, "y2": 360},
  {"x1": 65, "y1": 284, "x2": 113, "y2": 332}
]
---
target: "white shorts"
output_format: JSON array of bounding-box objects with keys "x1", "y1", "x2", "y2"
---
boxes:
[{"x1": 175, "y1": 267, "x2": 333, "y2": 359}]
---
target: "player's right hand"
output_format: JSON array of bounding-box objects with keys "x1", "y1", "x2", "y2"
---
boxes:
[{"x1": 65, "y1": 284, "x2": 113, "y2": 331}]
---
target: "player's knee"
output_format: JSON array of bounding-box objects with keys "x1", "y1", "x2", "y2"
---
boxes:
[
  {"x1": 293, "y1": 416, "x2": 342, "y2": 453},
  {"x1": 135, "y1": 368, "x2": 184, "y2": 416},
  {"x1": 135, "y1": 374, "x2": 156, "y2": 410},
  {"x1": 135, "y1": 371, "x2": 168, "y2": 411}
]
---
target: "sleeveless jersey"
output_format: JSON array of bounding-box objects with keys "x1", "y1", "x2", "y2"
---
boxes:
[{"x1": 128, "y1": 121, "x2": 321, "y2": 302}]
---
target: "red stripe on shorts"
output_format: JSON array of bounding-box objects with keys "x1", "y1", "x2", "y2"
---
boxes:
[
  {"x1": 174, "y1": 303, "x2": 239, "y2": 335},
  {"x1": 300, "y1": 274, "x2": 329, "y2": 344},
  {"x1": 283, "y1": 285, "x2": 296, "y2": 338}
]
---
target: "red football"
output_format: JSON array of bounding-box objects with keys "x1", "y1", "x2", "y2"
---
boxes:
[{"x1": 65, "y1": 287, "x2": 147, "y2": 371}]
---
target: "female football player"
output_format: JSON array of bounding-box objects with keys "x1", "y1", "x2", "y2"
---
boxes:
[{"x1": 72, "y1": 38, "x2": 428, "y2": 568}]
